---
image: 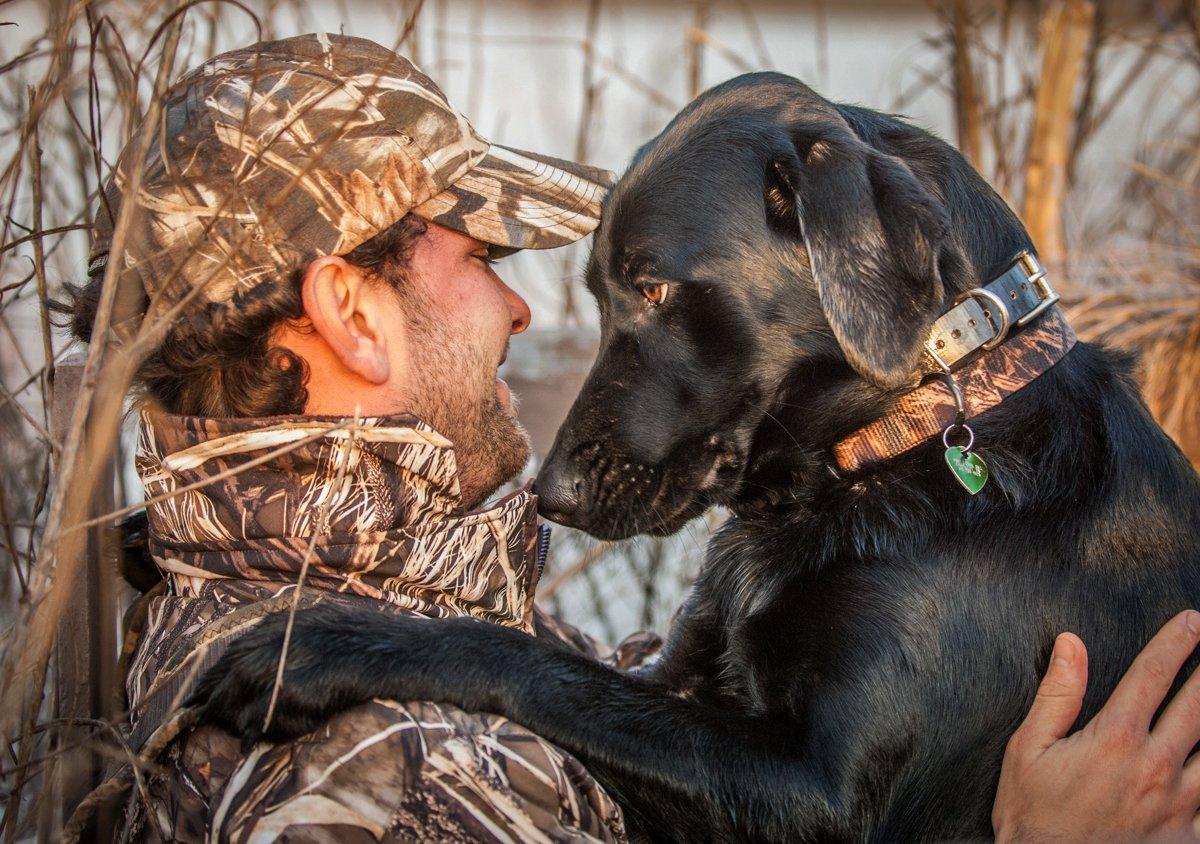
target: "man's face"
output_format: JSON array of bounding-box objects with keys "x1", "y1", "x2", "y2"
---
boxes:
[{"x1": 390, "y1": 223, "x2": 533, "y2": 509}]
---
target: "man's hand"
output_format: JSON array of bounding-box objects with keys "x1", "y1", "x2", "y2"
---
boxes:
[{"x1": 993, "y1": 610, "x2": 1200, "y2": 842}]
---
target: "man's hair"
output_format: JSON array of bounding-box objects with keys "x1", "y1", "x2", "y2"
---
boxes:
[{"x1": 60, "y1": 214, "x2": 428, "y2": 418}]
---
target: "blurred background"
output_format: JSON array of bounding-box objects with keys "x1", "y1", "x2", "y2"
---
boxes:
[
  {"x1": 0, "y1": 1, "x2": 1198, "y2": 833},
  {"x1": 2, "y1": 0, "x2": 1199, "y2": 637}
]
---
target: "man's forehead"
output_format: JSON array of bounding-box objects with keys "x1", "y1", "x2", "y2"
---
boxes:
[{"x1": 423, "y1": 219, "x2": 489, "y2": 250}]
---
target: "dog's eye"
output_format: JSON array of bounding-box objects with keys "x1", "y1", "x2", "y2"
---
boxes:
[{"x1": 639, "y1": 282, "x2": 670, "y2": 307}]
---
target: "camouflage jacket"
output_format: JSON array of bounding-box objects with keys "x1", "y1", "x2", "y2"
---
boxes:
[{"x1": 123, "y1": 410, "x2": 658, "y2": 842}]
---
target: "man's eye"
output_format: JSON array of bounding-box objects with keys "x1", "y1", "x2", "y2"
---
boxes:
[
  {"x1": 639, "y1": 282, "x2": 670, "y2": 306},
  {"x1": 474, "y1": 252, "x2": 497, "y2": 267}
]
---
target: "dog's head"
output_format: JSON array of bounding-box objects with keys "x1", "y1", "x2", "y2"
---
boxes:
[{"x1": 537, "y1": 73, "x2": 1020, "y2": 539}]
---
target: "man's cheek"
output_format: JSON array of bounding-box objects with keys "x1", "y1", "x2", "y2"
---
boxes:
[{"x1": 474, "y1": 276, "x2": 520, "y2": 340}]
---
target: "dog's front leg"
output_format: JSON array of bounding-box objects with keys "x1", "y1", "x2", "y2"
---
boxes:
[{"x1": 192, "y1": 603, "x2": 851, "y2": 842}]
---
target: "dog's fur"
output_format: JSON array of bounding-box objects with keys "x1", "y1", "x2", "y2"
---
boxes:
[{"x1": 193, "y1": 74, "x2": 1200, "y2": 841}]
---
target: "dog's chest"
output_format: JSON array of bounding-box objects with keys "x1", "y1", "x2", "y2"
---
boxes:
[
  {"x1": 701, "y1": 535, "x2": 873, "y2": 713},
  {"x1": 701, "y1": 523, "x2": 962, "y2": 717}
]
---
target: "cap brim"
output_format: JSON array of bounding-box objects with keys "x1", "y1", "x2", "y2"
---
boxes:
[{"x1": 413, "y1": 144, "x2": 613, "y2": 253}]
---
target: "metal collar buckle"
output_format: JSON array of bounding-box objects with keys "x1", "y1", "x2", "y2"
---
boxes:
[
  {"x1": 1014, "y1": 252, "x2": 1060, "y2": 327},
  {"x1": 922, "y1": 251, "x2": 1059, "y2": 374},
  {"x1": 952, "y1": 287, "x2": 1010, "y2": 350},
  {"x1": 923, "y1": 340, "x2": 956, "y2": 375}
]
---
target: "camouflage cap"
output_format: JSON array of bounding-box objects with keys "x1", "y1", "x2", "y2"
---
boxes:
[{"x1": 91, "y1": 33, "x2": 613, "y2": 327}]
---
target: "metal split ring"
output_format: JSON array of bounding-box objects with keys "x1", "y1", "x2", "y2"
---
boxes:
[{"x1": 942, "y1": 423, "x2": 975, "y2": 452}]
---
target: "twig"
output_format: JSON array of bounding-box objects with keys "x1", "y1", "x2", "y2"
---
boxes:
[
  {"x1": 24, "y1": 86, "x2": 53, "y2": 431},
  {"x1": 0, "y1": 224, "x2": 90, "y2": 258},
  {"x1": 262, "y1": 409, "x2": 362, "y2": 733},
  {"x1": 60, "y1": 419, "x2": 355, "y2": 537},
  {"x1": 538, "y1": 539, "x2": 613, "y2": 600},
  {"x1": 559, "y1": 0, "x2": 602, "y2": 326}
]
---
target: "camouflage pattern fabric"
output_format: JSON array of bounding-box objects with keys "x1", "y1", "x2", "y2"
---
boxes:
[
  {"x1": 124, "y1": 410, "x2": 660, "y2": 842},
  {"x1": 133, "y1": 410, "x2": 542, "y2": 636},
  {"x1": 92, "y1": 33, "x2": 613, "y2": 332}
]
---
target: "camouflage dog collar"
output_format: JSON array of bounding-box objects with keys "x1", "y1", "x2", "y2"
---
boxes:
[
  {"x1": 834, "y1": 311, "x2": 1075, "y2": 472},
  {"x1": 92, "y1": 33, "x2": 613, "y2": 329},
  {"x1": 833, "y1": 256, "x2": 1076, "y2": 473}
]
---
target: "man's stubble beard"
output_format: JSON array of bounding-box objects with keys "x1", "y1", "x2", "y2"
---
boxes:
[{"x1": 398, "y1": 296, "x2": 531, "y2": 511}]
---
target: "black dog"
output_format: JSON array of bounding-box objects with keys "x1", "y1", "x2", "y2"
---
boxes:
[{"x1": 192, "y1": 73, "x2": 1200, "y2": 841}]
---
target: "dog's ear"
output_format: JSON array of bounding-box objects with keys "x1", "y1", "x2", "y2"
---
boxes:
[{"x1": 766, "y1": 132, "x2": 949, "y2": 388}]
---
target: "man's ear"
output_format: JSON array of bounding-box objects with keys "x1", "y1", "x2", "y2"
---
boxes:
[
  {"x1": 300, "y1": 256, "x2": 391, "y2": 384},
  {"x1": 767, "y1": 130, "x2": 949, "y2": 388}
]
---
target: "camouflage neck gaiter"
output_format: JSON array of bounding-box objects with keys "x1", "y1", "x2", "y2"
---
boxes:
[{"x1": 136, "y1": 409, "x2": 544, "y2": 631}]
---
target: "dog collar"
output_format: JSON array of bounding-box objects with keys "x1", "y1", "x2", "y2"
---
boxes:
[{"x1": 833, "y1": 253, "x2": 1076, "y2": 473}]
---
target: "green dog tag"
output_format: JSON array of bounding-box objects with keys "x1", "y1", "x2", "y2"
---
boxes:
[{"x1": 945, "y1": 446, "x2": 989, "y2": 494}]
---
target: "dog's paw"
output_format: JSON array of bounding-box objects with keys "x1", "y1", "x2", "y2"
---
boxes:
[{"x1": 188, "y1": 604, "x2": 382, "y2": 750}]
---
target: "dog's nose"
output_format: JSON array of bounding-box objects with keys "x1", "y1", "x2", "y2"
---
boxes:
[{"x1": 534, "y1": 461, "x2": 584, "y2": 524}]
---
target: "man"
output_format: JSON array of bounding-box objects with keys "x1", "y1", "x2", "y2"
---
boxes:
[{"x1": 72, "y1": 33, "x2": 1200, "y2": 841}]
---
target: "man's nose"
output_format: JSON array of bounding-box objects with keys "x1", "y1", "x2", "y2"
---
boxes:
[
  {"x1": 534, "y1": 458, "x2": 583, "y2": 525},
  {"x1": 499, "y1": 279, "x2": 531, "y2": 335}
]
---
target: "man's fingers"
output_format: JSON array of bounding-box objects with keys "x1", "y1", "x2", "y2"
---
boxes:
[
  {"x1": 1102, "y1": 611, "x2": 1200, "y2": 734},
  {"x1": 1180, "y1": 751, "x2": 1200, "y2": 804},
  {"x1": 1154, "y1": 637, "x2": 1200, "y2": 763},
  {"x1": 1017, "y1": 632, "x2": 1089, "y2": 751}
]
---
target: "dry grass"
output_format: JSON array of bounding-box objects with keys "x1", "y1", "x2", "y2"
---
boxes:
[{"x1": 0, "y1": 0, "x2": 1195, "y2": 838}]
